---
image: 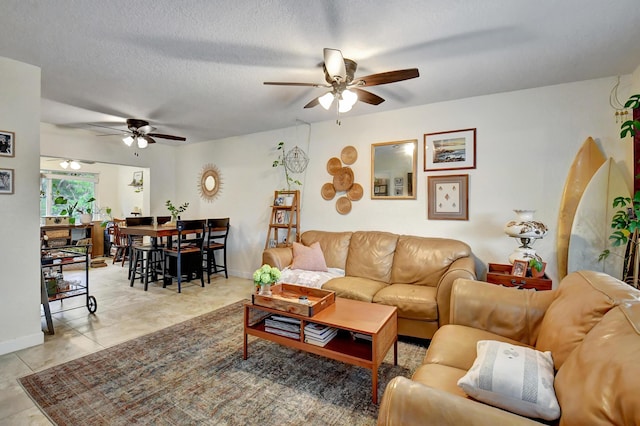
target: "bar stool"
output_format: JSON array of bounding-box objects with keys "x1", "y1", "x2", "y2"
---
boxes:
[{"x1": 129, "y1": 245, "x2": 164, "y2": 290}]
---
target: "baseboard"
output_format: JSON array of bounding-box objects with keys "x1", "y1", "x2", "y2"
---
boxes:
[{"x1": 0, "y1": 332, "x2": 44, "y2": 356}]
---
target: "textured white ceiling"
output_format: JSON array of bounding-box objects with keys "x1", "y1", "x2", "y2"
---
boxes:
[{"x1": 1, "y1": 0, "x2": 640, "y2": 144}]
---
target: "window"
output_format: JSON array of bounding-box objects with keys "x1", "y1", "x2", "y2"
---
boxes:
[{"x1": 40, "y1": 170, "x2": 98, "y2": 219}]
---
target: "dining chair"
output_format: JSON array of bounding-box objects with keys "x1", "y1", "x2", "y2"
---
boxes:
[
  {"x1": 110, "y1": 219, "x2": 129, "y2": 265},
  {"x1": 126, "y1": 216, "x2": 162, "y2": 288},
  {"x1": 162, "y1": 219, "x2": 206, "y2": 293},
  {"x1": 203, "y1": 218, "x2": 230, "y2": 281}
]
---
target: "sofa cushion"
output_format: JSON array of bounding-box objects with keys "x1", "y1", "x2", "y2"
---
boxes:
[
  {"x1": 457, "y1": 340, "x2": 560, "y2": 421},
  {"x1": 535, "y1": 270, "x2": 633, "y2": 369},
  {"x1": 322, "y1": 276, "x2": 388, "y2": 302},
  {"x1": 554, "y1": 302, "x2": 640, "y2": 425},
  {"x1": 425, "y1": 324, "x2": 530, "y2": 371},
  {"x1": 373, "y1": 284, "x2": 438, "y2": 321},
  {"x1": 301, "y1": 230, "x2": 352, "y2": 270},
  {"x1": 291, "y1": 242, "x2": 328, "y2": 271},
  {"x1": 345, "y1": 231, "x2": 398, "y2": 283},
  {"x1": 390, "y1": 236, "x2": 471, "y2": 286}
]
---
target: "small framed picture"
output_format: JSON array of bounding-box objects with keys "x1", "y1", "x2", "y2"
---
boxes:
[
  {"x1": 274, "y1": 196, "x2": 284, "y2": 206},
  {"x1": 427, "y1": 174, "x2": 469, "y2": 220},
  {"x1": 424, "y1": 128, "x2": 476, "y2": 171},
  {"x1": 0, "y1": 168, "x2": 14, "y2": 194},
  {"x1": 394, "y1": 177, "x2": 403, "y2": 186},
  {"x1": 0, "y1": 130, "x2": 15, "y2": 158},
  {"x1": 275, "y1": 210, "x2": 285, "y2": 224},
  {"x1": 511, "y1": 260, "x2": 528, "y2": 277},
  {"x1": 394, "y1": 187, "x2": 403, "y2": 196},
  {"x1": 269, "y1": 239, "x2": 277, "y2": 248},
  {"x1": 132, "y1": 171, "x2": 143, "y2": 185}
]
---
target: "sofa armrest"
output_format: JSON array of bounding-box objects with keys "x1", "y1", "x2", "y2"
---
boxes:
[
  {"x1": 378, "y1": 377, "x2": 540, "y2": 426},
  {"x1": 435, "y1": 256, "x2": 476, "y2": 328},
  {"x1": 450, "y1": 279, "x2": 556, "y2": 346},
  {"x1": 262, "y1": 247, "x2": 293, "y2": 270}
]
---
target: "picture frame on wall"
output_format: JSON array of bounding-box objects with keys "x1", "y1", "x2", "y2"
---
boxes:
[
  {"x1": 424, "y1": 128, "x2": 476, "y2": 171},
  {"x1": 427, "y1": 174, "x2": 468, "y2": 220},
  {"x1": 132, "y1": 171, "x2": 143, "y2": 185},
  {"x1": 0, "y1": 130, "x2": 15, "y2": 158},
  {"x1": 0, "y1": 168, "x2": 14, "y2": 194}
]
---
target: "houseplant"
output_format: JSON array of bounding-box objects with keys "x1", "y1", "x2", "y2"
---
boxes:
[
  {"x1": 601, "y1": 93, "x2": 640, "y2": 288},
  {"x1": 528, "y1": 257, "x2": 547, "y2": 278},
  {"x1": 165, "y1": 200, "x2": 189, "y2": 222},
  {"x1": 253, "y1": 264, "x2": 281, "y2": 296},
  {"x1": 54, "y1": 195, "x2": 96, "y2": 225}
]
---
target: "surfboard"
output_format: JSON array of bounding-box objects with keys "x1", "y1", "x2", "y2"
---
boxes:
[
  {"x1": 556, "y1": 137, "x2": 606, "y2": 280},
  {"x1": 567, "y1": 158, "x2": 631, "y2": 280}
]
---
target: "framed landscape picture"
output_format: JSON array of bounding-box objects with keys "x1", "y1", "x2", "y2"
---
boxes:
[
  {"x1": 427, "y1": 174, "x2": 468, "y2": 220},
  {"x1": 424, "y1": 128, "x2": 476, "y2": 171},
  {"x1": 0, "y1": 168, "x2": 14, "y2": 194},
  {"x1": 0, "y1": 130, "x2": 15, "y2": 158}
]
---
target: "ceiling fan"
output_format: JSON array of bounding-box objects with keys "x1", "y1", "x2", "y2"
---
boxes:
[
  {"x1": 264, "y1": 48, "x2": 419, "y2": 117},
  {"x1": 92, "y1": 118, "x2": 186, "y2": 149},
  {"x1": 45, "y1": 158, "x2": 95, "y2": 170}
]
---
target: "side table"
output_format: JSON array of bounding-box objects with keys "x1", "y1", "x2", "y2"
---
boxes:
[{"x1": 486, "y1": 263, "x2": 552, "y2": 291}]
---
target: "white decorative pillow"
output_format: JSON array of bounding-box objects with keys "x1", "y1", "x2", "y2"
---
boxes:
[
  {"x1": 457, "y1": 340, "x2": 560, "y2": 421},
  {"x1": 290, "y1": 242, "x2": 328, "y2": 272}
]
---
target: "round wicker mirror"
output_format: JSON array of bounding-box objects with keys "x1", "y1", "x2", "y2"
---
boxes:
[{"x1": 198, "y1": 164, "x2": 222, "y2": 202}]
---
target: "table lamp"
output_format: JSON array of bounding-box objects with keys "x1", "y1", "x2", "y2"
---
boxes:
[{"x1": 504, "y1": 209, "x2": 548, "y2": 264}]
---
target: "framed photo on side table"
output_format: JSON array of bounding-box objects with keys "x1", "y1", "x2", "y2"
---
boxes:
[
  {"x1": 0, "y1": 168, "x2": 14, "y2": 194},
  {"x1": 427, "y1": 174, "x2": 468, "y2": 220},
  {"x1": 511, "y1": 260, "x2": 528, "y2": 277},
  {"x1": 424, "y1": 128, "x2": 476, "y2": 171},
  {"x1": 0, "y1": 130, "x2": 15, "y2": 158}
]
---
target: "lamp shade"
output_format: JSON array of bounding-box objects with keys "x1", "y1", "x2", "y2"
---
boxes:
[
  {"x1": 60, "y1": 160, "x2": 69, "y2": 169},
  {"x1": 319, "y1": 92, "x2": 335, "y2": 110},
  {"x1": 69, "y1": 160, "x2": 81, "y2": 170},
  {"x1": 123, "y1": 135, "x2": 134, "y2": 146},
  {"x1": 137, "y1": 136, "x2": 148, "y2": 149}
]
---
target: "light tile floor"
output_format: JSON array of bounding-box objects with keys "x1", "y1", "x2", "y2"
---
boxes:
[{"x1": 0, "y1": 262, "x2": 254, "y2": 425}]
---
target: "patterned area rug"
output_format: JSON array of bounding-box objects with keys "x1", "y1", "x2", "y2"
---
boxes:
[{"x1": 19, "y1": 300, "x2": 426, "y2": 425}]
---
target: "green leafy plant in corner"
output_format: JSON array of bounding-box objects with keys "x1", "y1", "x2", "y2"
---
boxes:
[
  {"x1": 166, "y1": 200, "x2": 189, "y2": 220},
  {"x1": 600, "y1": 92, "x2": 640, "y2": 288},
  {"x1": 272, "y1": 141, "x2": 302, "y2": 190}
]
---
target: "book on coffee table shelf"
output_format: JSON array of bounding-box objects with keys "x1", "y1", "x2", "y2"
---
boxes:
[
  {"x1": 264, "y1": 327, "x2": 300, "y2": 339},
  {"x1": 304, "y1": 329, "x2": 338, "y2": 347},
  {"x1": 350, "y1": 332, "x2": 372, "y2": 342},
  {"x1": 265, "y1": 318, "x2": 301, "y2": 334}
]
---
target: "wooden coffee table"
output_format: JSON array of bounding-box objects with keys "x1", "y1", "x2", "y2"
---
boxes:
[{"x1": 243, "y1": 297, "x2": 397, "y2": 404}]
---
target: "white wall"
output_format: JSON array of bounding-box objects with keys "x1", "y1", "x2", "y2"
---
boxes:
[
  {"x1": 0, "y1": 57, "x2": 43, "y2": 354},
  {"x1": 185, "y1": 76, "x2": 631, "y2": 285}
]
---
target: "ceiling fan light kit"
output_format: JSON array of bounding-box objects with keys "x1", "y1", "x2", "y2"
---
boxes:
[
  {"x1": 60, "y1": 159, "x2": 81, "y2": 170},
  {"x1": 264, "y1": 48, "x2": 419, "y2": 122}
]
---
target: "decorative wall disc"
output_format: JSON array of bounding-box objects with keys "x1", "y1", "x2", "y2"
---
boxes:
[
  {"x1": 347, "y1": 183, "x2": 363, "y2": 201},
  {"x1": 321, "y1": 183, "x2": 336, "y2": 200},
  {"x1": 336, "y1": 196, "x2": 352, "y2": 215},
  {"x1": 333, "y1": 167, "x2": 354, "y2": 191},
  {"x1": 326, "y1": 157, "x2": 342, "y2": 175},
  {"x1": 341, "y1": 146, "x2": 358, "y2": 165},
  {"x1": 198, "y1": 164, "x2": 222, "y2": 202}
]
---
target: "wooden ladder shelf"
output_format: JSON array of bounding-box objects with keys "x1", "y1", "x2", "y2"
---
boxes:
[{"x1": 265, "y1": 190, "x2": 300, "y2": 249}]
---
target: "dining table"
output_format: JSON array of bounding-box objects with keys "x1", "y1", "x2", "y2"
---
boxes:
[{"x1": 119, "y1": 222, "x2": 226, "y2": 287}]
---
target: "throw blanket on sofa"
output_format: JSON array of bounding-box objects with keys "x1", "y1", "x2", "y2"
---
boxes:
[{"x1": 279, "y1": 267, "x2": 345, "y2": 289}]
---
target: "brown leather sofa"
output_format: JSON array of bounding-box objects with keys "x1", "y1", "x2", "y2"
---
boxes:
[
  {"x1": 377, "y1": 270, "x2": 640, "y2": 425},
  {"x1": 262, "y1": 230, "x2": 476, "y2": 339}
]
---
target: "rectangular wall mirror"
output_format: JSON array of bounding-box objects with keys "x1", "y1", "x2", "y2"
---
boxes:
[{"x1": 371, "y1": 139, "x2": 417, "y2": 199}]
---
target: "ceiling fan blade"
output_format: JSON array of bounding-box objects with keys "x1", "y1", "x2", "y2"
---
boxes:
[
  {"x1": 356, "y1": 68, "x2": 420, "y2": 87},
  {"x1": 263, "y1": 81, "x2": 325, "y2": 87},
  {"x1": 145, "y1": 136, "x2": 156, "y2": 144},
  {"x1": 324, "y1": 48, "x2": 346, "y2": 82},
  {"x1": 303, "y1": 97, "x2": 320, "y2": 109},
  {"x1": 147, "y1": 133, "x2": 186, "y2": 141},
  {"x1": 88, "y1": 123, "x2": 127, "y2": 132},
  {"x1": 354, "y1": 89, "x2": 385, "y2": 105}
]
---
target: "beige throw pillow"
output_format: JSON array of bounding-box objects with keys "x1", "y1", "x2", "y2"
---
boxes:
[
  {"x1": 291, "y1": 242, "x2": 328, "y2": 272},
  {"x1": 457, "y1": 340, "x2": 560, "y2": 421}
]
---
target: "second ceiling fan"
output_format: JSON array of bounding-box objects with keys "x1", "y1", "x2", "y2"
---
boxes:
[{"x1": 264, "y1": 48, "x2": 419, "y2": 113}]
